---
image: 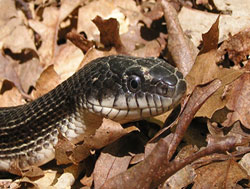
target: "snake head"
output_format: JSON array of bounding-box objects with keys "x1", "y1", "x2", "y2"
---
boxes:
[{"x1": 82, "y1": 55, "x2": 186, "y2": 122}]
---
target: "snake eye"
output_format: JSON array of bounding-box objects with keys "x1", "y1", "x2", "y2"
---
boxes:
[{"x1": 128, "y1": 75, "x2": 141, "y2": 92}]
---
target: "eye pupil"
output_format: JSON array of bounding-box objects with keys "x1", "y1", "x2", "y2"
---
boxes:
[
  {"x1": 130, "y1": 79, "x2": 138, "y2": 89},
  {"x1": 128, "y1": 75, "x2": 141, "y2": 92}
]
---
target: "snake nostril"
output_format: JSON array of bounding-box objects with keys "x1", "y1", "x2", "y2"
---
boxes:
[{"x1": 156, "y1": 82, "x2": 168, "y2": 96}]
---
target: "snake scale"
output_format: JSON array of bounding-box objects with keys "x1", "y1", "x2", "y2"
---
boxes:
[{"x1": 0, "y1": 55, "x2": 186, "y2": 171}]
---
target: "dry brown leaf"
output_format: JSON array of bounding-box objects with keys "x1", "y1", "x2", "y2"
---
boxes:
[
  {"x1": 186, "y1": 50, "x2": 243, "y2": 118},
  {"x1": 120, "y1": 25, "x2": 146, "y2": 52},
  {"x1": 94, "y1": 153, "x2": 131, "y2": 189},
  {"x1": 27, "y1": 0, "x2": 82, "y2": 68},
  {"x1": 239, "y1": 153, "x2": 250, "y2": 176},
  {"x1": 64, "y1": 163, "x2": 85, "y2": 183},
  {"x1": 226, "y1": 121, "x2": 250, "y2": 146},
  {"x1": 53, "y1": 42, "x2": 84, "y2": 81},
  {"x1": 94, "y1": 132, "x2": 145, "y2": 189},
  {"x1": 67, "y1": 31, "x2": 95, "y2": 53},
  {"x1": 161, "y1": 0, "x2": 198, "y2": 76},
  {"x1": 207, "y1": 120, "x2": 224, "y2": 137},
  {"x1": 196, "y1": 0, "x2": 209, "y2": 5},
  {"x1": 167, "y1": 79, "x2": 222, "y2": 160},
  {"x1": 78, "y1": 0, "x2": 163, "y2": 56},
  {"x1": 69, "y1": 144, "x2": 91, "y2": 165},
  {"x1": 0, "y1": 179, "x2": 14, "y2": 189},
  {"x1": 200, "y1": 15, "x2": 220, "y2": 54},
  {"x1": 0, "y1": 1, "x2": 250, "y2": 188},
  {"x1": 179, "y1": 1, "x2": 250, "y2": 46},
  {"x1": 222, "y1": 73, "x2": 250, "y2": 128},
  {"x1": 21, "y1": 166, "x2": 44, "y2": 178},
  {"x1": 32, "y1": 65, "x2": 61, "y2": 99},
  {"x1": 83, "y1": 118, "x2": 134, "y2": 149},
  {"x1": 193, "y1": 159, "x2": 249, "y2": 188},
  {"x1": 55, "y1": 117, "x2": 131, "y2": 165},
  {"x1": 58, "y1": 0, "x2": 82, "y2": 22},
  {"x1": 218, "y1": 27, "x2": 250, "y2": 65},
  {"x1": 53, "y1": 172, "x2": 75, "y2": 188},
  {"x1": 77, "y1": 0, "x2": 138, "y2": 40},
  {"x1": 0, "y1": 0, "x2": 36, "y2": 53},
  {"x1": 132, "y1": 40, "x2": 162, "y2": 58},
  {"x1": 17, "y1": 58, "x2": 43, "y2": 93},
  {"x1": 29, "y1": 6, "x2": 59, "y2": 67},
  {"x1": 92, "y1": 16, "x2": 125, "y2": 52},
  {"x1": 165, "y1": 165, "x2": 196, "y2": 188},
  {"x1": 0, "y1": 86, "x2": 25, "y2": 107},
  {"x1": 178, "y1": 7, "x2": 219, "y2": 47},
  {"x1": 55, "y1": 133, "x2": 75, "y2": 165},
  {"x1": 77, "y1": 48, "x2": 118, "y2": 71},
  {"x1": 164, "y1": 145, "x2": 198, "y2": 188},
  {"x1": 20, "y1": 170, "x2": 57, "y2": 188},
  {"x1": 80, "y1": 174, "x2": 94, "y2": 187},
  {"x1": 0, "y1": 53, "x2": 26, "y2": 96}
]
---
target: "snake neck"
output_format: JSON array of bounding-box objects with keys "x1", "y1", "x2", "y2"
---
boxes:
[{"x1": 0, "y1": 73, "x2": 94, "y2": 170}]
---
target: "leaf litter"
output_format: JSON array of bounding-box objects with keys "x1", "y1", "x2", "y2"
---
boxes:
[{"x1": 0, "y1": 0, "x2": 249, "y2": 188}]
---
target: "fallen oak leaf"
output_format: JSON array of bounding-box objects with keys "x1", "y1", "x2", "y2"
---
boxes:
[
  {"x1": 0, "y1": 86, "x2": 25, "y2": 107},
  {"x1": 217, "y1": 27, "x2": 250, "y2": 65},
  {"x1": 53, "y1": 172, "x2": 75, "y2": 188},
  {"x1": 0, "y1": 53, "x2": 27, "y2": 98},
  {"x1": 77, "y1": 48, "x2": 118, "y2": 71},
  {"x1": 0, "y1": 0, "x2": 36, "y2": 53},
  {"x1": 32, "y1": 65, "x2": 61, "y2": 99},
  {"x1": 17, "y1": 170, "x2": 57, "y2": 188},
  {"x1": 67, "y1": 31, "x2": 95, "y2": 53},
  {"x1": 28, "y1": 6, "x2": 60, "y2": 67},
  {"x1": 193, "y1": 158, "x2": 249, "y2": 188},
  {"x1": 160, "y1": 0, "x2": 198, "y2": 76},
  {"x1": 53, "y1": 41, "x2": 84, "y2": 81},
  {"x1": 222, "y1": 73, "x2": 250, "y2": 129},
  {"x1": 21, "y1": 166, "x2": 44, "y2": 178},
  {"x1": 165, "y1": 145, "x2": 197, "y2": 188},
  {"x1": 55, "y1": 117, "x2": 134, "y2": 166},
  {"x1": 199, "y1": 14, "x2": 220, "y2": 54},
  {"x1": 70, "y1": 119, "x2": 136, "y2": 164},
  {"x1": 186, "y1": 50, "x2": 244, "y2": 118},
  {"x1": 94, "y1": 132, "x2": 146, "y2": 189},
  {"x1": 92, "y1": 16, "x2": 126, "y2": 53},
  {"x1": 55, "y1": 132, "x2": 75, "y2": 165},
  {"x1": 0, "y1": 179, "x2": 14, "y2": 188}
]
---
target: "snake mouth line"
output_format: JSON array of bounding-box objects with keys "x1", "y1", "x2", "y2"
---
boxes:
[{"x1": 85, "y1": 99, "x2": 173, "y2": 121}]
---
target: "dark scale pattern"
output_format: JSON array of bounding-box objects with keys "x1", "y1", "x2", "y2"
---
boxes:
[
  {"x1": 0, "y1": 55, "x2": 187, "y2": 168},
  {"x1": 0, "y1": 74, "x2": 80, "y2": 158}
]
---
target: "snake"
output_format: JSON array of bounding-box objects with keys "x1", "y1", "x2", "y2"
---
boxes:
[{"x1": 0, "y1": 55, "x2": 186, "y2": 172}]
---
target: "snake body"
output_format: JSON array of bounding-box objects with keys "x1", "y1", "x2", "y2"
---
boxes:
[{"x1": 0, "y1": 55, "x2": 186, "y2": 171}]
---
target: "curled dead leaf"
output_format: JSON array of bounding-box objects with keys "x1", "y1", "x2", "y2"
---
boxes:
[
  {"x1": 160, "y1": 0, "x2": 197, "y2": 76},
  {"x1": 32, "y1": 65, "x2": 61, "y2": 99},
  {"x1": 194, "y1": 159, "x2": 249, "y2": 188},
  {"x1": 92, "y1": 16, "x2": 125, "y2": 53},
  {"x1": 222, "y1": 73, "x2": 250, "y2": 128},
  {"x1": 218, "y1": 27, "x2": 250, "y2": 65}
]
